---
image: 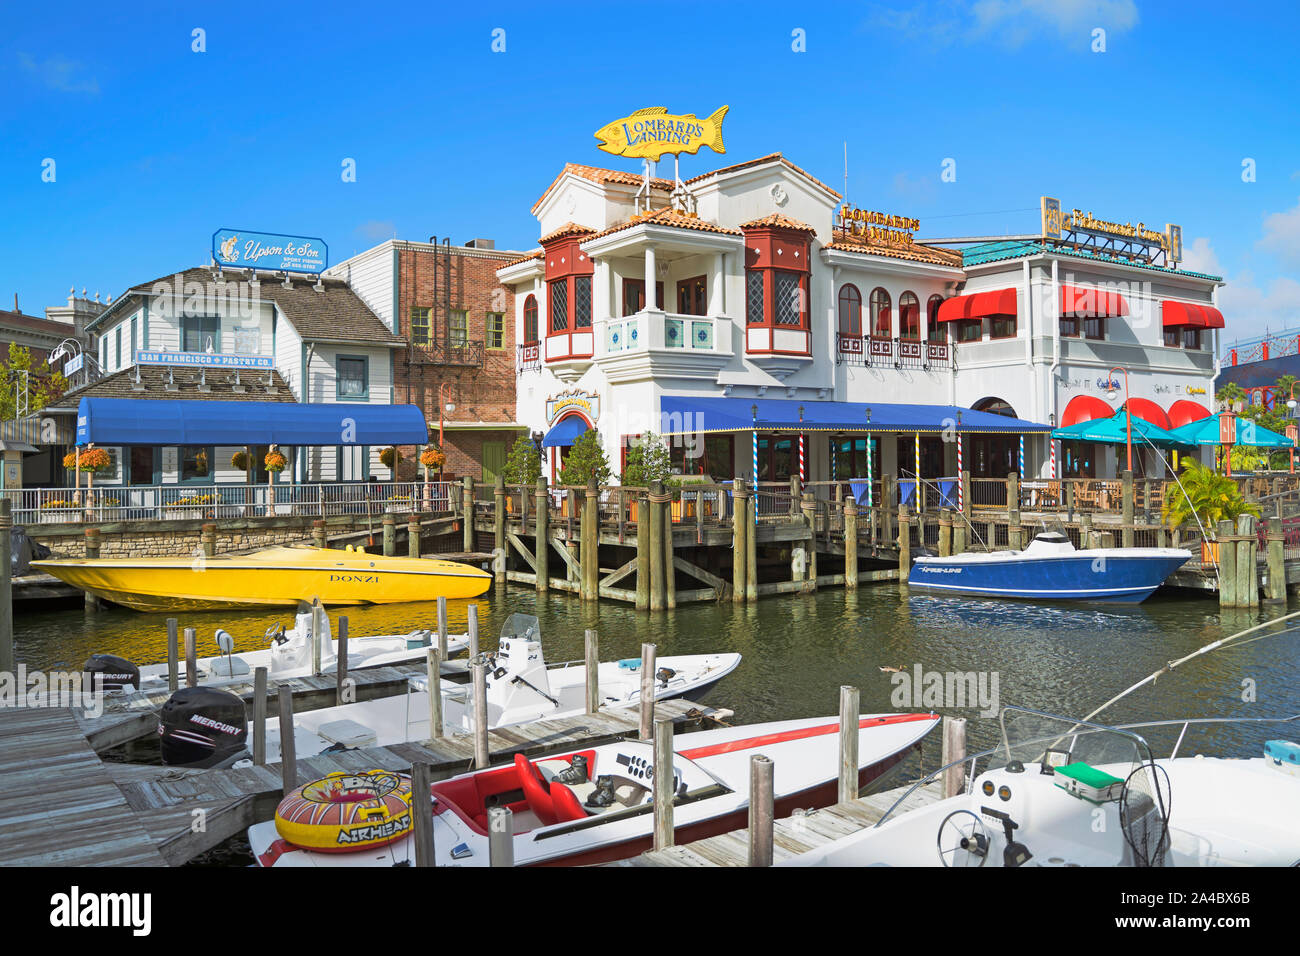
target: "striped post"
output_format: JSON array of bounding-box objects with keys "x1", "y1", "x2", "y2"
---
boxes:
[
  {"x1": 798, "y1": 433, "x2": 806, "y2": 482},
  {"x1": 866, "y1": 436, "x2": 873, "y2": 508},
  {"x1": 832, "y1": 438, "x2": 837, "y2": 483},
  {"x1": 1050, "y1": 439, "x2": 1057, "y2": 480},
  {"x1": 1019, "y1": 434, "x2": 1025, "y2": 480},
  {"x1": 956, "y1": 434, "x2": 963, "y2": 512},
  {"x1": 914, "y1": 432, "x2": 921, "y2": 508},
  {"x1": 752, "y1": 427, "x2": 759, "y2": 525}
]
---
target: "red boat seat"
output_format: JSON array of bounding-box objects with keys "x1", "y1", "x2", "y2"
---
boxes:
[
  {"x1": 549, "y1": 782, "x2": 589, "y2": 823},
  {"x1": 514, "y1": 753, "x2": 557, "y2": 826}
]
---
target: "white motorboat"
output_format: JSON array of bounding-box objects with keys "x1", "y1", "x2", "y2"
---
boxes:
[
  {"x1": 256, "y1": 614, "x2": 741, "y2": 762},
  {"x1": 84, "y1": 605, "x2": 470, "y2": 693},
  {"x1": 248, "y1": 708, "x2": 941, "y2": 867},
  {"x1": 783, "y1": 707, "x2": 1300, "y2": 867}
]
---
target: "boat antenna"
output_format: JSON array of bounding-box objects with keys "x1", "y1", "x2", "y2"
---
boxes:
[
  {"x1": 1130, "y1": 427, "x2": 1219, "y2": 587},
  {"x1": 1080, "y1": 610, "x2": 1300, "y2": 726}
]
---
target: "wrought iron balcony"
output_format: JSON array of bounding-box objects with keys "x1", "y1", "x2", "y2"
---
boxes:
[
  {"x1": 836, "y1": 334, "x2": 952, "y2": 370},
  {"x1": 517, "y1": 342, "x2": 541, "y2": 374},
  {"x1": 410, "y1": 339, "x2": 485, "y2": 368}
]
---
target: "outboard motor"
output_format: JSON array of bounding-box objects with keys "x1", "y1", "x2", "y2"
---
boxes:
[
  {"x1": 159, "y1": 687, "x2": 248, "y2": 767},
  {"x1": 82, "y1": 654, "x2": 140, "y2": 692}
]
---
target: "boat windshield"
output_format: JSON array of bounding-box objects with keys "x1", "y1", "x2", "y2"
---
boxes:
[{"x1": 991, "y1": 706, "x2": 1155, "y2": 780}]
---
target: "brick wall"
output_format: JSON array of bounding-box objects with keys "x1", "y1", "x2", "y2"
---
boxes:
[{"x1": 393, "y1": 246, "x2": 522, "y2": 480}]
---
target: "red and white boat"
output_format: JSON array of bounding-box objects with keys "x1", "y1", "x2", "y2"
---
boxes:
[{"x1": 249, "y1": 710, "x2": 939, "y2": 867}]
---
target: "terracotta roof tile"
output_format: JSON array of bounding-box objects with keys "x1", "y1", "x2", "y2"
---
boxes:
[
  {"x1": 538, "y1": 222, "x2": 596, "y2": 244},
  {"x1": 501, "y1": 248, "x2": 544, "y2": 268},
  {"x1": 824, "y1": 232, "x2": 964, "y2": 268},
  {"x1": 582, "y1": 207, "x2": 743, "y2": 243},
  {"x1": 531, "y1": 163, "x2": 674, "y2": 214},
  {"x1": 686, "y1": 153, "x2": 842, "y2": 200},
  {"x1": 739, "y1": 212, "x2": 818, "y2": 233}
]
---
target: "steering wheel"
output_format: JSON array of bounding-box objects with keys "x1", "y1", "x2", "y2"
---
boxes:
[
  {"x1": 265, "y1": 622, "x2": 288, "y2": 646},
  {"x1": 937, "y1": 810, "x2": 991, "y2": 867}
]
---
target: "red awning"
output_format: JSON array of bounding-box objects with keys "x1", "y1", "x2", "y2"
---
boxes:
[
  {"x1": 1061, "y1": 284, "x2": 1129, "y2": 318},
  {"x1": 1123, "y1": 397, "x2": 1171, "y2": 431},
  {"x1": 1162, "y1": 300, "x2": 1226, "y2": 329},
  {"x1": 1168, "y1": 399, "x2": 1211, "y2": 429},
  {"x1": 936, "y1": 288, "x2": 1017, "y2": 322},
  {"x1": 1060, "y1": 395, "x2": 1113, "y2": 427}
]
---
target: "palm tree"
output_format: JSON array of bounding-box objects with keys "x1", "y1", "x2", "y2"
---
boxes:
[{"x1": 1162, "y1": 458, "x2": 1259, "y2": 540}]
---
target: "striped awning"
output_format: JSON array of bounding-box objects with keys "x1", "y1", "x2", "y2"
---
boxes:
[{"x1": 0, "y1": 415, "x2": 75, "y2": 446}]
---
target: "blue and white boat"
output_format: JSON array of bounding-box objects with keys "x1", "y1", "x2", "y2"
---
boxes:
[{"x1": 907, "y1": 531, "x2": 1191, "y2": 603}]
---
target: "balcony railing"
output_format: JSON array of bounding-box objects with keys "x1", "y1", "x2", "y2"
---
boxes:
[
  {"x1": 836, "y1": 334, "x2": 952, "y2": 370},
  {"x1": 5, "y1": 481, "x2": 456, "y2": 525},
  {"x1": 410, "y1": 339, "x2": 484, "y2": 368},
  {"x1": 517, "y1": 342, "x2": 541, "y2": 374},
  {"x1": 601, "y1": 311, "x2": 727, "y2": 355}
]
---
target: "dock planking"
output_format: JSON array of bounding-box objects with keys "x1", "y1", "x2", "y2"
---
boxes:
[
  {"x1": 0, "y1": 707, "x2": 166, "y2": 866},
  {"x1": 617, "y1": 780, "x2": 944, "y2": 866}
]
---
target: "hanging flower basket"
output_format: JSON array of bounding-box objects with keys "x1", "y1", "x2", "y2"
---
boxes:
[
  {"x1": 65, "y1": 448, "x2": 113, "y2": 475},
  {"x1": 231, "y1": 451, "x2": 251, "y2": 471},
  {"x1": 264, "y1": 449, "x2": 288, "y2": 473},
  {"x1": 380, "y1": 446, "x2": 402, "y2": 470}
]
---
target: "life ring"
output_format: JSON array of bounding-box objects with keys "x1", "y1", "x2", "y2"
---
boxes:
[{"x1": 274, "y1": 770, "x2": 413, "y2": 852}]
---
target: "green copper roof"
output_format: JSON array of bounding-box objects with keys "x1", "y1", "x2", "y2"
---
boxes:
[{"x1": 961, "y1": 239, "x2": 1222, "y2": 282}]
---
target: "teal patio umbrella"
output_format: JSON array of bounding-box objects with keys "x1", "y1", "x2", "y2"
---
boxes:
[
  {"x1": 1165, "y1": 412, "x2": 1293, "y2": 448},
  {"x1": 1051, "y1": 410, "x2": 1180, "y2": 447}
]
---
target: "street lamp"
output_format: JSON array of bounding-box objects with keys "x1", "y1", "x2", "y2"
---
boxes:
[
  {"x1": 438, "y1": 384, "x2": 455, "y2": 480},
  {"x1": 1105, "y1": 365, "x2": 1133, "y2": 475},
  {"x1": 1286, "y1": 382, "x2": 1300, "y2": 474}
]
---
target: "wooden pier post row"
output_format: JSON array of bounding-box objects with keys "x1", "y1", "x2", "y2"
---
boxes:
[
  {"x1": 382, "y1": 513, "x2": 396, "y2": 556},
  {"x1": 639, "y1": 643, "x2": 656, "y2": 740},
  {"x1": 843, "y1": 497, "x2": 859, "y2": 590},
  {"x1": 653, "y1": 714, "x2": 675, "y2": 851},
  {"x1": 748, "y1": 754, "x2": 774, "y2": 868},
  {"x1": 941, "y1": 715, "x2": 968, "y2": 799},
  {"x1": 535, "y1": 476, "x2": 549, "y2": 594},
  {"x1": 585, "y1": 629, "x2": 599, "y2": 715},
  {"x1": 838, "y1": 685, "x2": 860, "y2": 804},
  {"x1": 733, "y1": 478, "x2": 749, "y2": 603},
  {"x1": 412, "y1": 762, "x2": 436, "y2": 867}
]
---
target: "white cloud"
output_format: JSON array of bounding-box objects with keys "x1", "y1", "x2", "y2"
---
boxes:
[
  {"x1": 17, "y1": 52, "x2": 99, "y2": 94},
  {"x1": 1180, "y1": 236, "x2": 1221, "y2": 276},
  {"x1": 867, "y1": 0, "x2": 1138, "y2": 47},
  {"x1": 1219, "y1": 272, "x2": 1300, "y2": 343},
  {"x1": 354, "y1": 220, "x2": 397, "y2": 241},
  {"x1": 1257, "y1": 197, "x2": 1300, "y2": 270}
]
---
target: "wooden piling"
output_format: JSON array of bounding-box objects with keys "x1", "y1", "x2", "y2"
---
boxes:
[
  {"x1": 336, "y1": 617, "x2": 349, "y2": 705},
  {"x1": 426, "y1": 647, "x2": 443, "y2": 739},
  {"x1": 467, "y1": 603, "x2": 479, "y2": 658},
  {"x1": 382, "y1": 513, "x2": 396, "y2": 556},
  {"x1": 411, "y1": 762, "x2": 435, "y2": 867},
  {"x1": 733, "y1": 478, "x2": 749, "y2": 603},
  {"x1": 1006, "y1": 471, "x2": 1020, "y2": 511},
  {"x1": 663, "y1": 491, "x2": 677, "y2": 610},
  {"x1": 0, "y1": 500, "x2": 10, "y2": 680},
  {"x1": 585, "y1": 629, "x2": 599, "y2": 714},
  {"x1": 184, "y1": 627, "x2": 197, "y2": 688},
  {"x1": 1008, "y1": 510, "x2": 1022, "y2": 551},
  {"x1": 462, "y1": 476, "x2": 475, "y2": 552},
  {"x1": 311, "y1": 519, "x2": 326, "y2": 549},
  {"x1": 1237, "y1": 514, "x2": 1258, "y2": 608},
  {"x1": 1079, "y1": 512, "x2": 1094, "y2": 550},
  {"x1": 535, "y1": 476, "x2": 549, "y2": 593},
  {"x1": 745, "y1": 492, "x2": 758, "y2": 604},
  {"x1": 252, "y1": 666, "x2": 267, "y2": 765},
  {"x1": 843, "y1": 497, "x2": 859, "y2": 590},
  {"x1": 277, "y1": 684, "x2": 297, "y2": 797},
  {"x1": 960, "y1": 470, "x2": 971, "y2": 521},
  {"x1": 882, "y1": 474, "x2": 896, "y2": 545},
  {"x1": 941, "y1": 715, "x2": 967, "y2": 798},
  {"x1": 1121, "y1": 470, "x2": 1135, "y2": 548},
  {"x1": 748, "y1": 754, "x2": 774, "y2": 867},
  {"x1": 639, "y1": 643, "x2": 656, "y2": 740},
  {"x1": 436, "y1": 595, "x2": 448, "y2": 658},
  {"x1": 653, "y1": 715, "x2": 675, "y2": 850},
  {"x1": 897, "y1": 504, "x2": 911, "y2": 581},
  {"x1": 472, "y1": 657, "x2": 490, "y2": 769},
  {"x1": 1217, "y1": 519, "x2": 1237, "y2": 608},
  {"x1": 581, "y1": 477, "x2": 597, "y2": 601},
  {"x1": 1266, "y1": 525, "x2": 1286, "y2": 603},
  {"x1": 838, "y1": 685, "x2": 860, "y2": 804},
  {"x1": 407, "y1": 515, "x2": 420, "y2": 558},
  {"x1": 488, "y1": 806, "x2": 514, "y2": 867},
  {"x1": 201, "y1": 523, "x2": 216, "y2": 558},
  {"x1": 801, "y1": 491, "x2": 817, "y2": 593},
  {"x1": 493, "y1": 475, "x2": 506, "y2": 581},
  {"x1": 311, "y1": 601, "x2": 324, "y2": 676},
  {"x1": 938, "y1": 508, "x2": 952, "y2": 557},
  {"x1": 648, "y1": 481, "x2": 665, "y2": 612},
  {"x1": 635, "y1": 492, "x2": 650, "y2": 611},
  {"x1": 82, "y1": 528, "x2": 101, "y2": 611},
  {"x1": 166, "y1": 618, "x2": 179, "y2": 694}
]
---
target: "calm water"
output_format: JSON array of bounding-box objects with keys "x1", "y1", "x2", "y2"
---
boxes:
[{"x1": 15, "y1": 583, "x2": 1300, "y2": 760}]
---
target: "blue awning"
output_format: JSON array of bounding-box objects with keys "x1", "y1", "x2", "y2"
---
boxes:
[
  {"x1": 75, "y1": 398, "x2": 428, "y2": 446},
  {"x1": 657, "y1": 397, "x2": 1049, "y2": 435},
  {"x1": 542, "y1": 414, "x2": 590, "y2": 448}
]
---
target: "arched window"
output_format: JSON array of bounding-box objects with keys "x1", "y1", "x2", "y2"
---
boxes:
[
  {"x1": 869, "y1": 288, "x2": 892, "y2": 338},
  {"x1": 837, "y1": 284, "x2": 862, "y2": 336},
  {"x1": 523, "y1": 295, "x2": 538, "y2": 344},
  {"x1": 927, "y1": 295, "x2": 945, "y2": 342},
  {"x1": 899, "y1": 292, "x2": 920, "y2": 340}
]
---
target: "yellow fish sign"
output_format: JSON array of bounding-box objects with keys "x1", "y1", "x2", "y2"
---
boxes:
[{"x1": 594, "y1": 106, "x2": 728, "y2": 162}]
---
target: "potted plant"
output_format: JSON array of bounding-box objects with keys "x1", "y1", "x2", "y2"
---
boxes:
[
  {"x1": 621, "y1": 432, "x2": 671, "y2": 521},
  {"x1": 380, "y1": 446, "x2": 402, "y2": 472},
  {"x1": 1162, "y1": 458, "x2": 1261, "y2": 563},
  {"x1": 40, "y1": 497, "x2": 79, "y2": 524},
  {"x1": 500, "y1": 436, "x2": 541, "y2": 513},
  {"x1": 668, "y1": 473, "x2": 714, "y2": 522}
]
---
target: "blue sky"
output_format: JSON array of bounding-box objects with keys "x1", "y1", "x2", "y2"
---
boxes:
[{"x1": 3, "y1": 1, "x2": 1298, "y2": 343}]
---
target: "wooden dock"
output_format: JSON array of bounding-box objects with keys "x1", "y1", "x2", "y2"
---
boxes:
[
  {"x1": 618, "y1": 780, "x2": 943, "y2": 867},
  {"x1": 0, "y1": 698, "x2": 731, "y2": 866}
]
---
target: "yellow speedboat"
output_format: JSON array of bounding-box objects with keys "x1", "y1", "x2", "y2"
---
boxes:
[{"x1": 32, "y1": 545, "x2": 492, "y2": 612}]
